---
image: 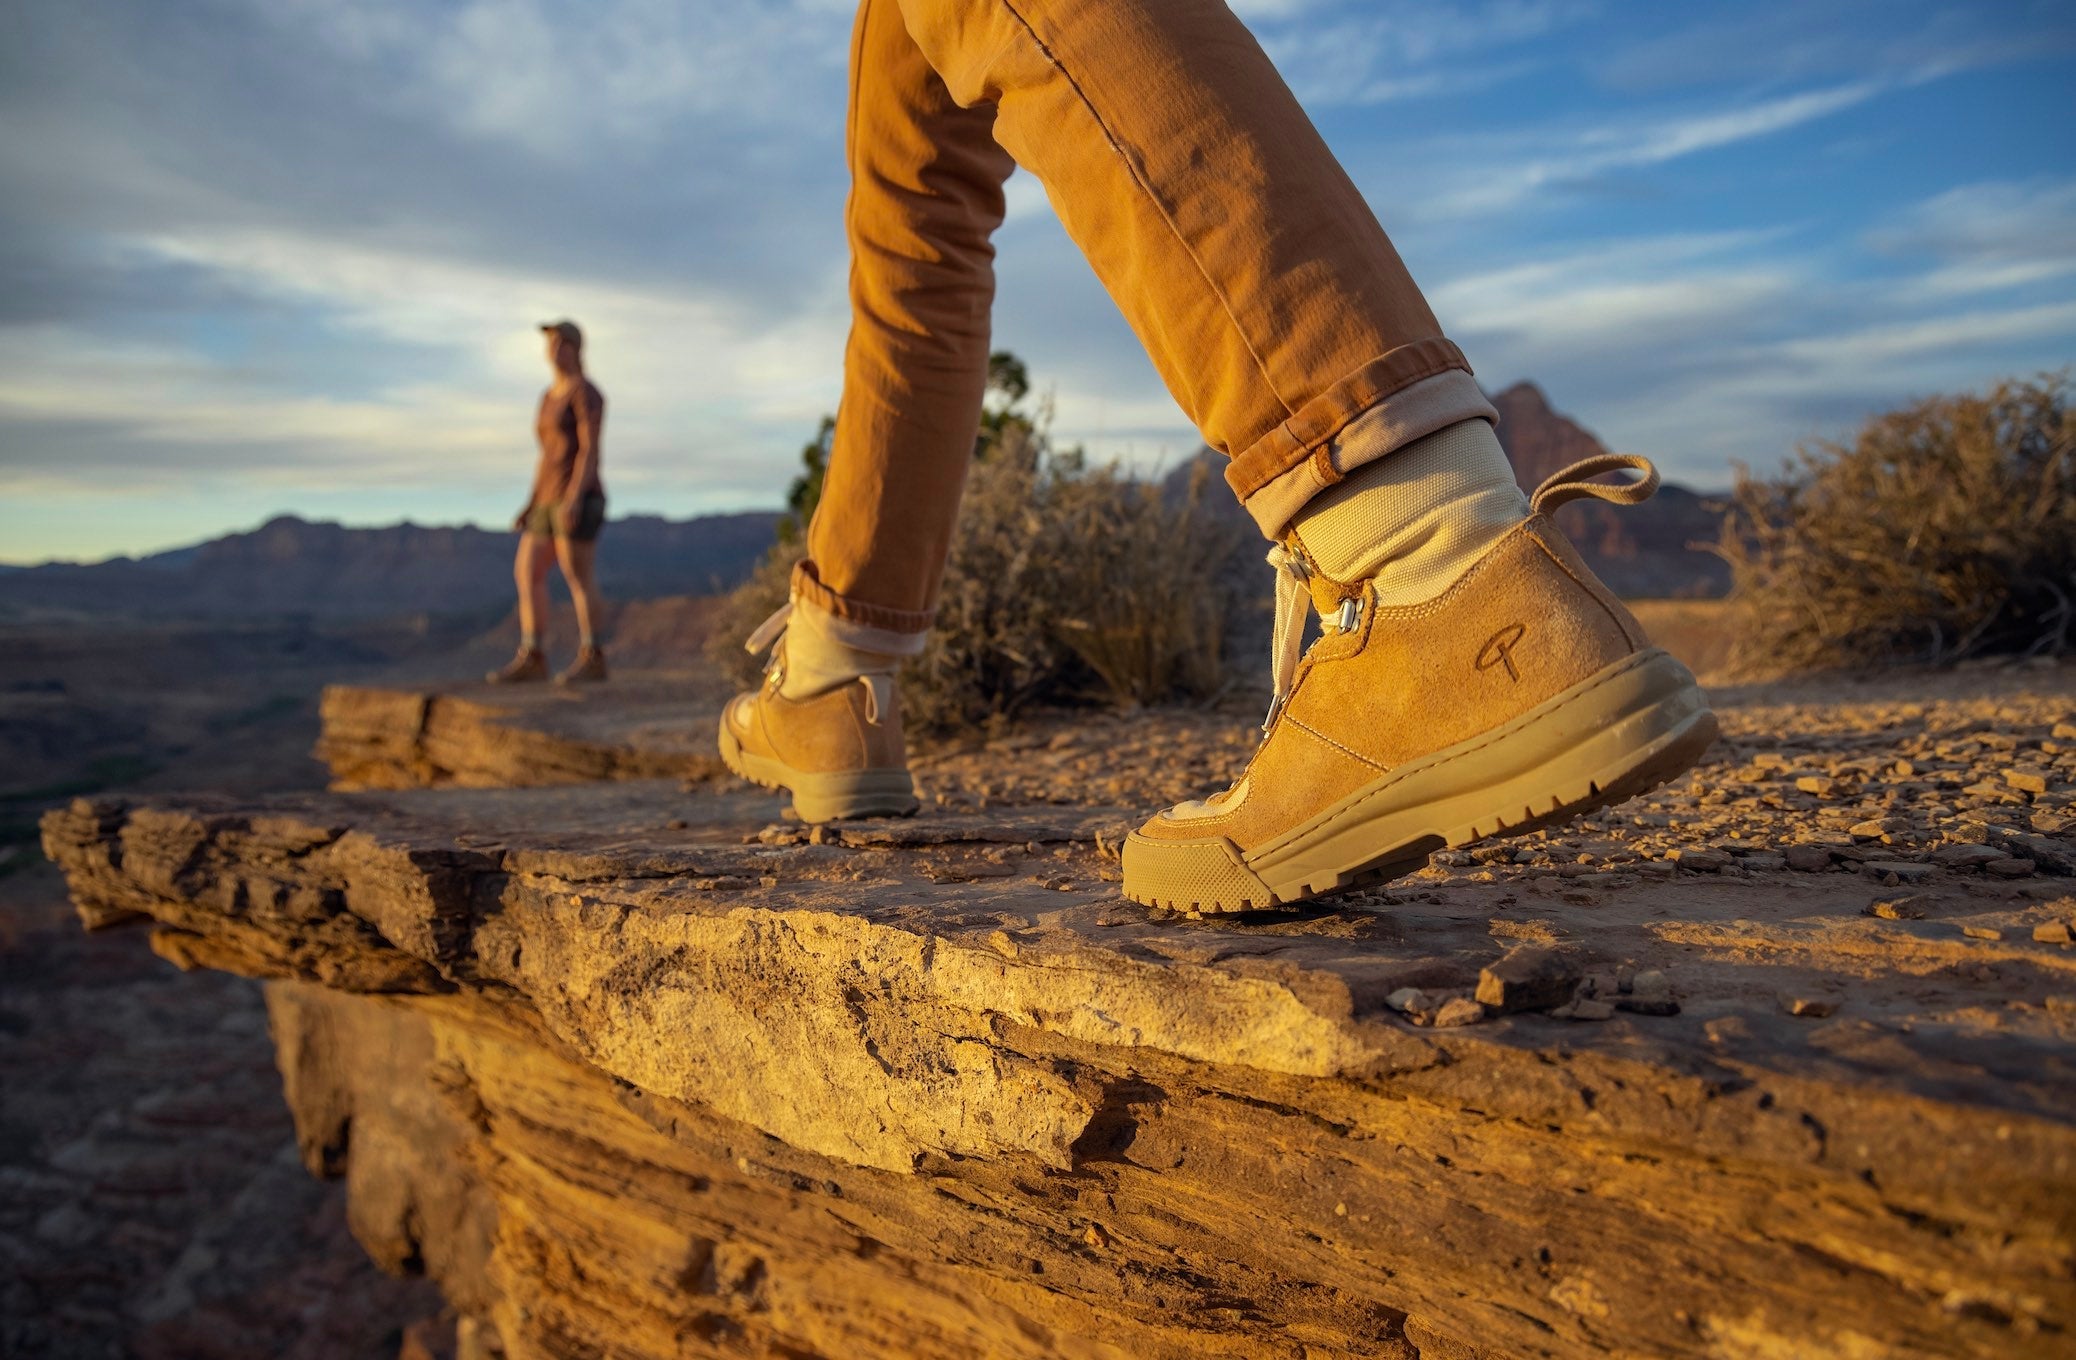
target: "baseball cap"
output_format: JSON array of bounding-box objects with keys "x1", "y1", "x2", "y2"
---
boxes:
[{"x1": 539, "y1": 319, "x2": 583, "y2": 348}]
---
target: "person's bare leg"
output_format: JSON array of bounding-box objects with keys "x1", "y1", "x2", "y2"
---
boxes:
[
  {"x1": 553, "y1": 536, "x2": 608, "y2": 684},
  {"x1": 488, "y1": 536, "x2": 553, "y2": 683},
  {"x1": 518, "y1": 536, "x2": 552, "y2": 646}
]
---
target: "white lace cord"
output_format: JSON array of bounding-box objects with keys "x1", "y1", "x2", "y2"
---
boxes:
[
  {"x1": 742, "y1": 599, "x2": 888, "y2": 726},
  {"x1": 744, "y1": 600, "x2": 793, "y2": 690},
  {"x1": 1263, "y1": 545, "x2": 1312, "y2": 732},
  {"x1": 744, "y1": 601, "x2": 793, "y2": 657}
]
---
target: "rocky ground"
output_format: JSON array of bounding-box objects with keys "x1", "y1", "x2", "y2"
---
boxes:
[
  {"x1": 11, "y1": 643, "x2": 2075, "y2": 1358},
  {"x1": 0, "y1": 866, "x2": 444, "y2": 1358},
  {"x1": 30, "y1": 655, "x2": 2076, "y2": 1359}
]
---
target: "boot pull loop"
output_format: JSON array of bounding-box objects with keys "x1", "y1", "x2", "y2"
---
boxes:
[
  {"x1": 1531, "y1": 454, "x2": 1660, "y2": 516},
  {"x1": 860, "y1": 674, "x2": 891, "y2": 726}
]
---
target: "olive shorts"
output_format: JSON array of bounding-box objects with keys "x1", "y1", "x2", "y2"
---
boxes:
[{"x1": 524, "y1": 492, "x2": 607, "y2": 542}]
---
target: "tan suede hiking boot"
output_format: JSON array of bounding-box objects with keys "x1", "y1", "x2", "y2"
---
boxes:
[
  {"x1": 718, "y1": 614, "x2": 918, "y2": 822},
  {"x1": 1123, "y1": 456, "x2": 1718, "y2": 913},
  {"x1": 555, "y1": 644, "x2": 608, "y2": 686},
  {"x1": 486, "y1": 646, "x2": 547, "y2": 684}
]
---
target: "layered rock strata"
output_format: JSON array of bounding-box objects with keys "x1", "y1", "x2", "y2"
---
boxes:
[
  {"x1": 317, "y1": 681, "x2": 720, "y2": 790},
  {"x1": 42, "y1": 769, "x2": 2076, "y2": 1359}
]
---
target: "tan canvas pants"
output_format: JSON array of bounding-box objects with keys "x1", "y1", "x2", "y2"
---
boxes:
[{"x1": 796, "y1": 0, "x2": 1494, "y2": 643}]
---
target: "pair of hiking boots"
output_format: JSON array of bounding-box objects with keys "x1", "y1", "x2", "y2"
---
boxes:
[
  {"x1": 721, "y1": 460, "x2": 1717, "y2": 913},
  {"x1": 487, "y1": 645, "x2": 609, "y2": 687}
]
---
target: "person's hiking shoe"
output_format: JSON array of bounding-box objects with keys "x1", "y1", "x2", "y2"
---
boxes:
[
  {"x1": 555, "y1": 644, "x2": 608, "y2": 686},
  {"x1": 485, "y1": 646, "x2": 548, "y2": 684},
  {"x1": 1123, "y1": 455, "x2": 1718, "y2": 914},
  {"x1": 718, "y1": 611, "x2": 919, "y2": 823}
]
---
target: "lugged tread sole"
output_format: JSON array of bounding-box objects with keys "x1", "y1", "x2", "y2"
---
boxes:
[
  {"x1": 717, "y1": 717, "x2": 919, "y2": 823},
  {"x1": 1122, "y1": 649, "x2": 1717, "y2": 915}
]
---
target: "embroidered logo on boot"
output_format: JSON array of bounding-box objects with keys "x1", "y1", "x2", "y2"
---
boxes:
[{"x1": 1476, "y1": 622, "x2": 1528, "y2": 682}]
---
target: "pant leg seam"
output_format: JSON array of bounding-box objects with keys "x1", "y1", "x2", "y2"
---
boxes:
[{"x1": 994, "y1": 0, "x2": 1295, "y2": 419}]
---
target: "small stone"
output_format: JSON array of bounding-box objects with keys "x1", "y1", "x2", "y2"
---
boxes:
[
  {"x1": 1738, "y1": 851, "x2": 1787, "y2": 871},
  {"x1": 1931, "y1": 843, "x2": 2007, "y2": 868},
  {"x1": 1962, "y1": 925, "x2": 2004, "y2": 941},
  {"x1": 1431, "y1": 997, "x2": 1486, "y2": 1027},
  {"x1": 1566, "y1": 998, "x2": 1616, "y2": 1021},
  {"x1": 1629, "y1": 969, "x2": 1671, "y2": 1001},
  {"x1": 1778, "y1": 994, "x2": 1838, "y2": 1018},
  {"x1": 1986, "y1": 858, "x2": 2036, "y2": 879},
  {"x1": 2033, "y1": 922, "x2": 2073, "y2": 944},
  {"x1": 1861, "y1": 860, "x2": 1934, "y2": 884},
  {"x1": 1796, "y1": 776, "x2": 1839, "y2": 797},
  {"x1": 2005, "y1": 768, "x2": 2051, "y2": 796},
  {"x1": 1333, "y1": 1201, "x2": 1348, "y2": 1217},
  {"x1": 1384, "y1": 987, "x2": 1431, "y2": 1015},
  {"x1": 1670, "y1": 848, "x2": 1732, "y2": 873},
  {"x1": 1992, "y1": 831, "x2": 2073, "y2": 875},
  {"x1": 1785, "y1": 845, "x2": 1835, "y2": 872},
  {"x1": 1476, "y1": 946, "x2": 1582, "y2": 1014},
  {"x1": 1637, "y1": 860, "x2": 1677, "y2": 879},
  {"x1": 1082, "y1": 1224, "x2": 1110, "y2": 1249},
  {"x1": 1615, "y1": 969, "x2": 1680, "y2": 1015},
  {"x1": 1849, "y1": 818, "x2": 1908, "y2": 840},
  {"x1": 1866, "y1": 895, "x2": 1926, "y2": 920}
]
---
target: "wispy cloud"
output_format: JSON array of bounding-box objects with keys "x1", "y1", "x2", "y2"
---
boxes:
[
  {"x1": 1417, "y1": 79, "x2": 1892, "y2": 220},
  {"x1": 2, "y1": 0, "x2": 2072, "y2": 561},
  {"x1": 1252, "y1": 1, "x2": 1593, "y2": 107}
]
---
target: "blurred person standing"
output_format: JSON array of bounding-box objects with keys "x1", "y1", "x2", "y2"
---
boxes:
[{"x1": 489, "y1": 319, "x2": 610, "y2": 686}]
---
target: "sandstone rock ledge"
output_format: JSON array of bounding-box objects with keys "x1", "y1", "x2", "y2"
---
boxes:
[
  {"x1": 317, "y1": 680, "x2": 721, "y2": 790},
  {"x1": 41, "y1": 781, "x2": 2076, "y2": 1360}
]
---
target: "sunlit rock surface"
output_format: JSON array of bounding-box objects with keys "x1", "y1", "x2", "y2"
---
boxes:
[{"x1": 41, "y1": 745, "x2": 2076, "y2": 1358}]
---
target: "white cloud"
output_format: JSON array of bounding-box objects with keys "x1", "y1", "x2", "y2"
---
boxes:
[
  {"x1": 246, "y1": 0, "x2": 855, "y2": 161},
  {"x1": 1419, "y1": 79, "x2": 1891, "y2": 219},
  {"x1": 0, "y1": 225, "x2": 854, "y2": 500},
  {"x1": 1253, "y1": 1, "x2": 1592, "y2": 107}
]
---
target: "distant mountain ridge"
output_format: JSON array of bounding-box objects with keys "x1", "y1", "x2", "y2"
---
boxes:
[
  {"x1": 1487, "y1": 381, "x2": 1729, "y2": 598},
  {"x1": 0, "y1": 512, "x2": 780, "y2": 622},
  {"x1": 7, "y1": 383, "x2": 1725, "y2": 622}
]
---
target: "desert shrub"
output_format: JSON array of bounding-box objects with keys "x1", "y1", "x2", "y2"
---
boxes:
[
  {"x1": 706, "y1": 423, "x2": 1260, "y2": 732},
  {"x1": 904, "y1": 430, "x2": 1257, "y2": 730},
  {"x1": 1719, "y1": 373, "x2": 2074, "y2": 675}
]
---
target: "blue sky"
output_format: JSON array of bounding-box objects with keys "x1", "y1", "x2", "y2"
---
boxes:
[{"x1": 2, "y1": 0, "x2": 2072, "y2": 563}]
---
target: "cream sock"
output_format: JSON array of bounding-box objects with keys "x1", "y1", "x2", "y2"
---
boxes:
[
  {"x1": 1291, "y1": 417, "x2": 1528, "y2": 607},
  {"x1": 775, "y1": 601, "x2": 906, "y2": 702}
]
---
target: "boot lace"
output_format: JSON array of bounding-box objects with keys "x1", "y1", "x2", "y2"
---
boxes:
[{"x1": 1262, "y1": 545, "x2": 1361, "y2": 734}]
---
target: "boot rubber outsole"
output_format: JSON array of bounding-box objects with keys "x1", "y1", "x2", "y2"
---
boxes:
[
  {"x1": 717, "y1": 716, "x2": 919, "y2": 823},
  {"x1": 1122, "y1": 648, "x2": 1717, "y2": 914}
]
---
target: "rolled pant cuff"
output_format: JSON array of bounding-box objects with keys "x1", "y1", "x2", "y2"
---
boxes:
[
  {"x1": 789, "y1": 561, "x2": 932, "y2": 656},
  {"x1": 1233, "y1": 367, "x2": 1498, "y2": 539}
]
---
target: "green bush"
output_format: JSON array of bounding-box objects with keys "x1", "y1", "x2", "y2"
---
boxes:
[{"x1": 1720, "y1": 372, "x2": 2074, "y2": 675}]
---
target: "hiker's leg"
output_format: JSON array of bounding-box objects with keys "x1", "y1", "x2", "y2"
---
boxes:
[
  {"x1": 794, "y1": 0, "x2": 1018, "y2": 650},
  {"x1": 890, "y1": 0, "x2": 1498, "y2": 540},
  {"x1": 714, "y1": 0, "x2": 1008, "y2": 817},
  {"x1": 553, "y1": 534, "x2": 603, "y2": 651},
  {"x1": 885, "y1": 0, "x2": 1713, "y2": 906},
  {"x1": 515, "y1": 534, "x2": 553, "y2": 649}
]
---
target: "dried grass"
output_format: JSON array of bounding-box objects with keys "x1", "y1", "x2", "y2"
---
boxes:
[
  {"x1": 705, "y1": 427, "x2": 1260, "y2": 732},
  {"x1": 1719, "y1": 372, "x2": 2074, "y2": 676}
]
